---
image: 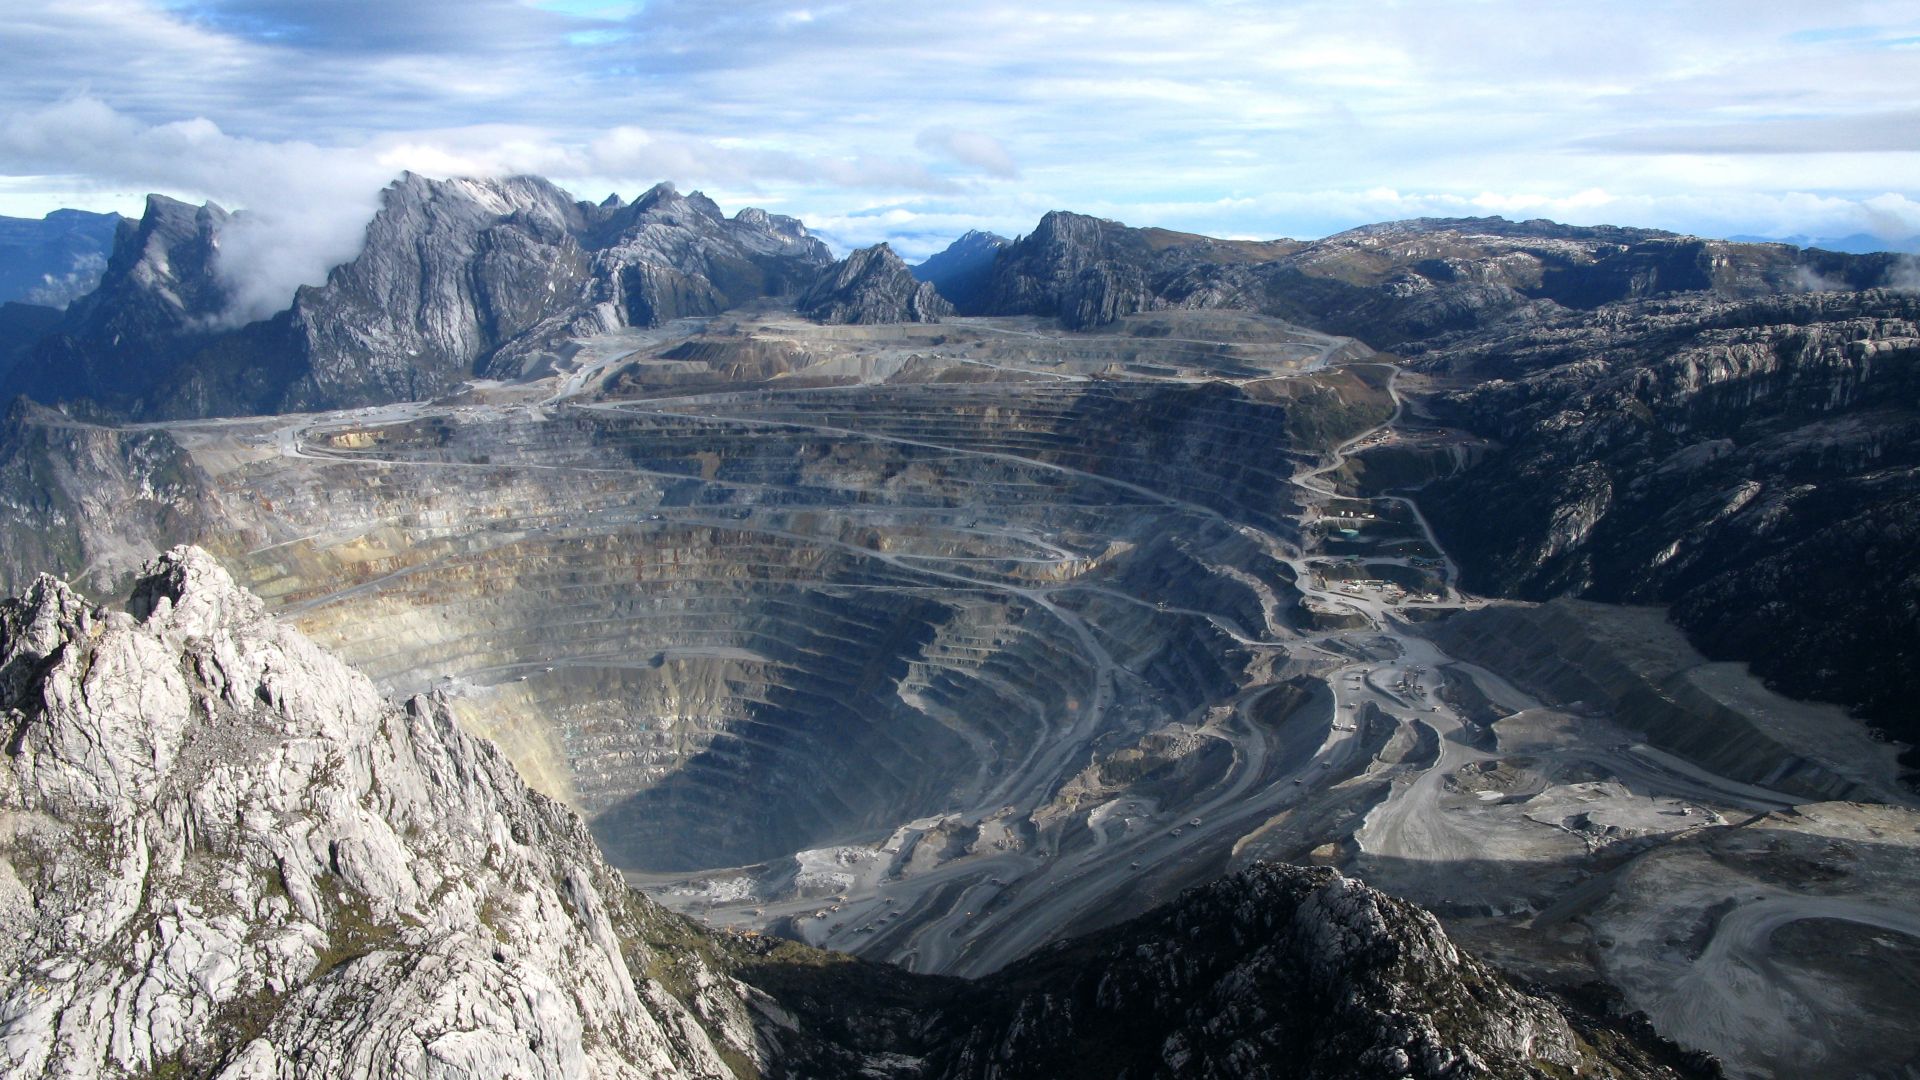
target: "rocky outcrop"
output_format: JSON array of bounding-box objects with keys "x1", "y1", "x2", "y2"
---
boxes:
[
  {"x1": 274, "y1": 177, "x2": 829, "y2": 413},
  {"x1": 972, "y1": 211, "x2": 1908, "y2": 341},
  {"x1": 14, "y1": 183, "x2": 1909, "y2": 415},
  {"x1": 969, "y1": 865, "x2": 1582, "y2": 1077},
  {"x1": 910, "y1": 230, "x2": 1007, "y2": 312},
  {"x1": 982, "y1": 211, "x2": 1162, "y2": 329},
  {"x1": 0, "y1": 400, "x2": 217, "y2": 596},
  {"x1": 275, "y1": 174, "x2": 597, "y2": 408},
  {"x1": 1412, "y1": 289, "x2": 1920, "y2": 761},
  {"x1": 594, "y1": 188, "x2": 830, "y2": 326},
  {"x1": 0, "y1": 547, "x2": 769, "y2": 1078},
  {"x1": 797, "y1": 243, "x2": 953, "y2": 324},
  {"x1": 9, "y1": 196, "x2": 234, "y2": 415},
  {"x1": 763, "y1": 864, "x2": 1703, "y2": 1079}
]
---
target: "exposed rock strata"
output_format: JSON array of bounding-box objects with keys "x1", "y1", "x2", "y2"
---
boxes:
[
  {"x1": 983, "y1": 211, "x2": 1165, "y2": 329},
  {"x1": 976, "y1": 212, "x2": 1905, "y2": 339},
  {"x1": 15, "y1": 189, "x2": 1906, "y2": 417},
  {"x1": 0, "y1": 399, "x2": 216, "y2": 594},
  {"x1": 1430, "y1": 599, "x2": 1909, "y2": 803},
  {"x1": 1412, "y1": 290, "x2": 1920, "y2": 758},
  {"x1": 918, "y1": 864, "x2": 1699, "y2": 1079},
  {"x1": 12, "y1": 196, "x2": 232, "y2": 414}
]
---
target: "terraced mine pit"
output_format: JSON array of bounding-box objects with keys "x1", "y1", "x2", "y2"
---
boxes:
[{"x1": 45, "y1": 306, "x2": 1920, "y2": 1075}]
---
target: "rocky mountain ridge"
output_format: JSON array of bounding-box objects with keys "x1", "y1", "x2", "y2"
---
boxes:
[
  {"x1": 11, "y1": 174, "x2": 1912, "y2": 420},
  {"x1": 907, "y1": 864, "x2": 1704, "y2": 1079},
  {"x1": 798, "y1": 243, "x2": 952, "y2": 324},
  {"x1": 947, "y1": 211, "x2": 1909, "y2": 339},
  {"x1": 3, "y1": 177, "x2": 835, "y2": 419},
  {"x1": 1405, "y1": 288, "x2": 1920, "y2": 761},
  {"x1": 908, "y1": 229, "x2": 1006, "y2": 311},
  {"x1": 3, "y1": 176, "x2": 1916, "y2": 768},
  {"x1": 0, "y1": 548, "x2": 1701, "y2": 1079},
  {"x1": 10, "y1": 196, "x2": 233, "y2": 414},
  {"x1": 900, "y1": 207, "x2": 1920, "y2": 756},
  {"x1": 978, "y1": 210, "x2": 1165, "y2": 329},
  {"x1": 0, "y1": 546, "x2": 779, "y2": 1078}
]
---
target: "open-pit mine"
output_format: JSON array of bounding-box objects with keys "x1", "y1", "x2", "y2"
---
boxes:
[{"x1": 19, "y1": 300, "x2": 1913, "y2": 1078}]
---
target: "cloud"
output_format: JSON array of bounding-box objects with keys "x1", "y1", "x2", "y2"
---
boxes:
[
  {"x1": 24, "y1": 251, "x2": 108, "y2": 308},
  {"x1": 916, "y1": 127, "x2": 1020, "y2": 179},
  {"x1": 4, "y1": 1, "x2": 1920, "y2": 276},
  {"x1": 1889, "y1": 255, "x2": 1920, "y2": 293},
  {"x1": 0, "y1": 96, "x2": 389, "y2": 324},
  {"x1": 1575, "y1": 110, "x2": 1920, "y2": 155},
  {"x1": 1791, "y1": 265, "x2": 1850, "y2": 292},
  {"x1": 586, "y1": 128, "x2": 960, "y2": 193}
]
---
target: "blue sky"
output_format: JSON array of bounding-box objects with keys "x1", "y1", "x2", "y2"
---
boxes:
[{"x1": 3, "y1": 0, "x2": 1917, "y2": 314}]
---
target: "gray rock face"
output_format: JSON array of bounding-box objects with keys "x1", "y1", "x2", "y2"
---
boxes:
[
  {"x1": 974, "y1": 211, "x2": 1909, "y2": 338},
  {"x1": 9, "y1": 197, "x2": 232, "y2": 414},
  {"x1": 280, "y1": 176, "x2": 831, "y2": 411},
  {"x1": 4, "y1": 177, "x2": 834, "y2": 419},
  {"x1": 935, "y1": 866, "x2": 1632, "y2": 1078},
  {"x1": 797, "y1": 243, "x2": 953, "y2": 324},
  {"x1": 909, "y1": 230, "x2": 1007, "y2": 312},
  {"x1": 984, "y1": 211, "x2": 1161, "y2": 329},
  {"x1": 1411, "y1": 288, "x2": 1920, "y2": 762},
  {"x1": 0, "y1": 547, "x2": 767, "y2": 1078},
  {"x1": 0, "y1": 399, "x2": 217, "y2": 596},
  {"x1": 772, "y1": 864, "x2": 1702, "y2": 1079},
  {"x1": 589, "y1": 185, "x2": 831, "y2": 331},
  {"x1": 280, "y1": 174, "x2": 596, "y2": 408}
]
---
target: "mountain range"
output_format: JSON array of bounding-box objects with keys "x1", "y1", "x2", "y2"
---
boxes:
[{"x1": 8, "y1": 178, "x2": 1913, "y2": 423}]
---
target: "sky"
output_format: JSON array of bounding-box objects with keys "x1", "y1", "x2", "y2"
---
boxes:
[{"x1": 3, "y1": 0, "x2": 1918, "y2": 317}]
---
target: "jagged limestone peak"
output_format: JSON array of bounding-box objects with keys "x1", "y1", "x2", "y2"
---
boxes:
[{"x1": 0, "y1": 546, "x2": 760, "y2": 1079}]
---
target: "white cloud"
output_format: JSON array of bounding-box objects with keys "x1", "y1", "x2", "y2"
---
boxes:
[
  {"x1": 585, "y1": 126, "x2": 960, "y2": 192},
  {"x1": 4, "y1": 0, "x2": 1919, "y2": 277},
  {"x1": 0, "y1": 96, "x2": 389, "y2": 323},
  {"x1": 24, "y1": 251, "x2": 109, "y2": 308},
  {"x1": 916, "y1": 127, "x2": 1020, "y2": 179}
]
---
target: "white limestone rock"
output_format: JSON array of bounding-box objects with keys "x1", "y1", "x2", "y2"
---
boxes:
[{"x1": 0, "y1": 546, "x2": 762, "y2": 1079}]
